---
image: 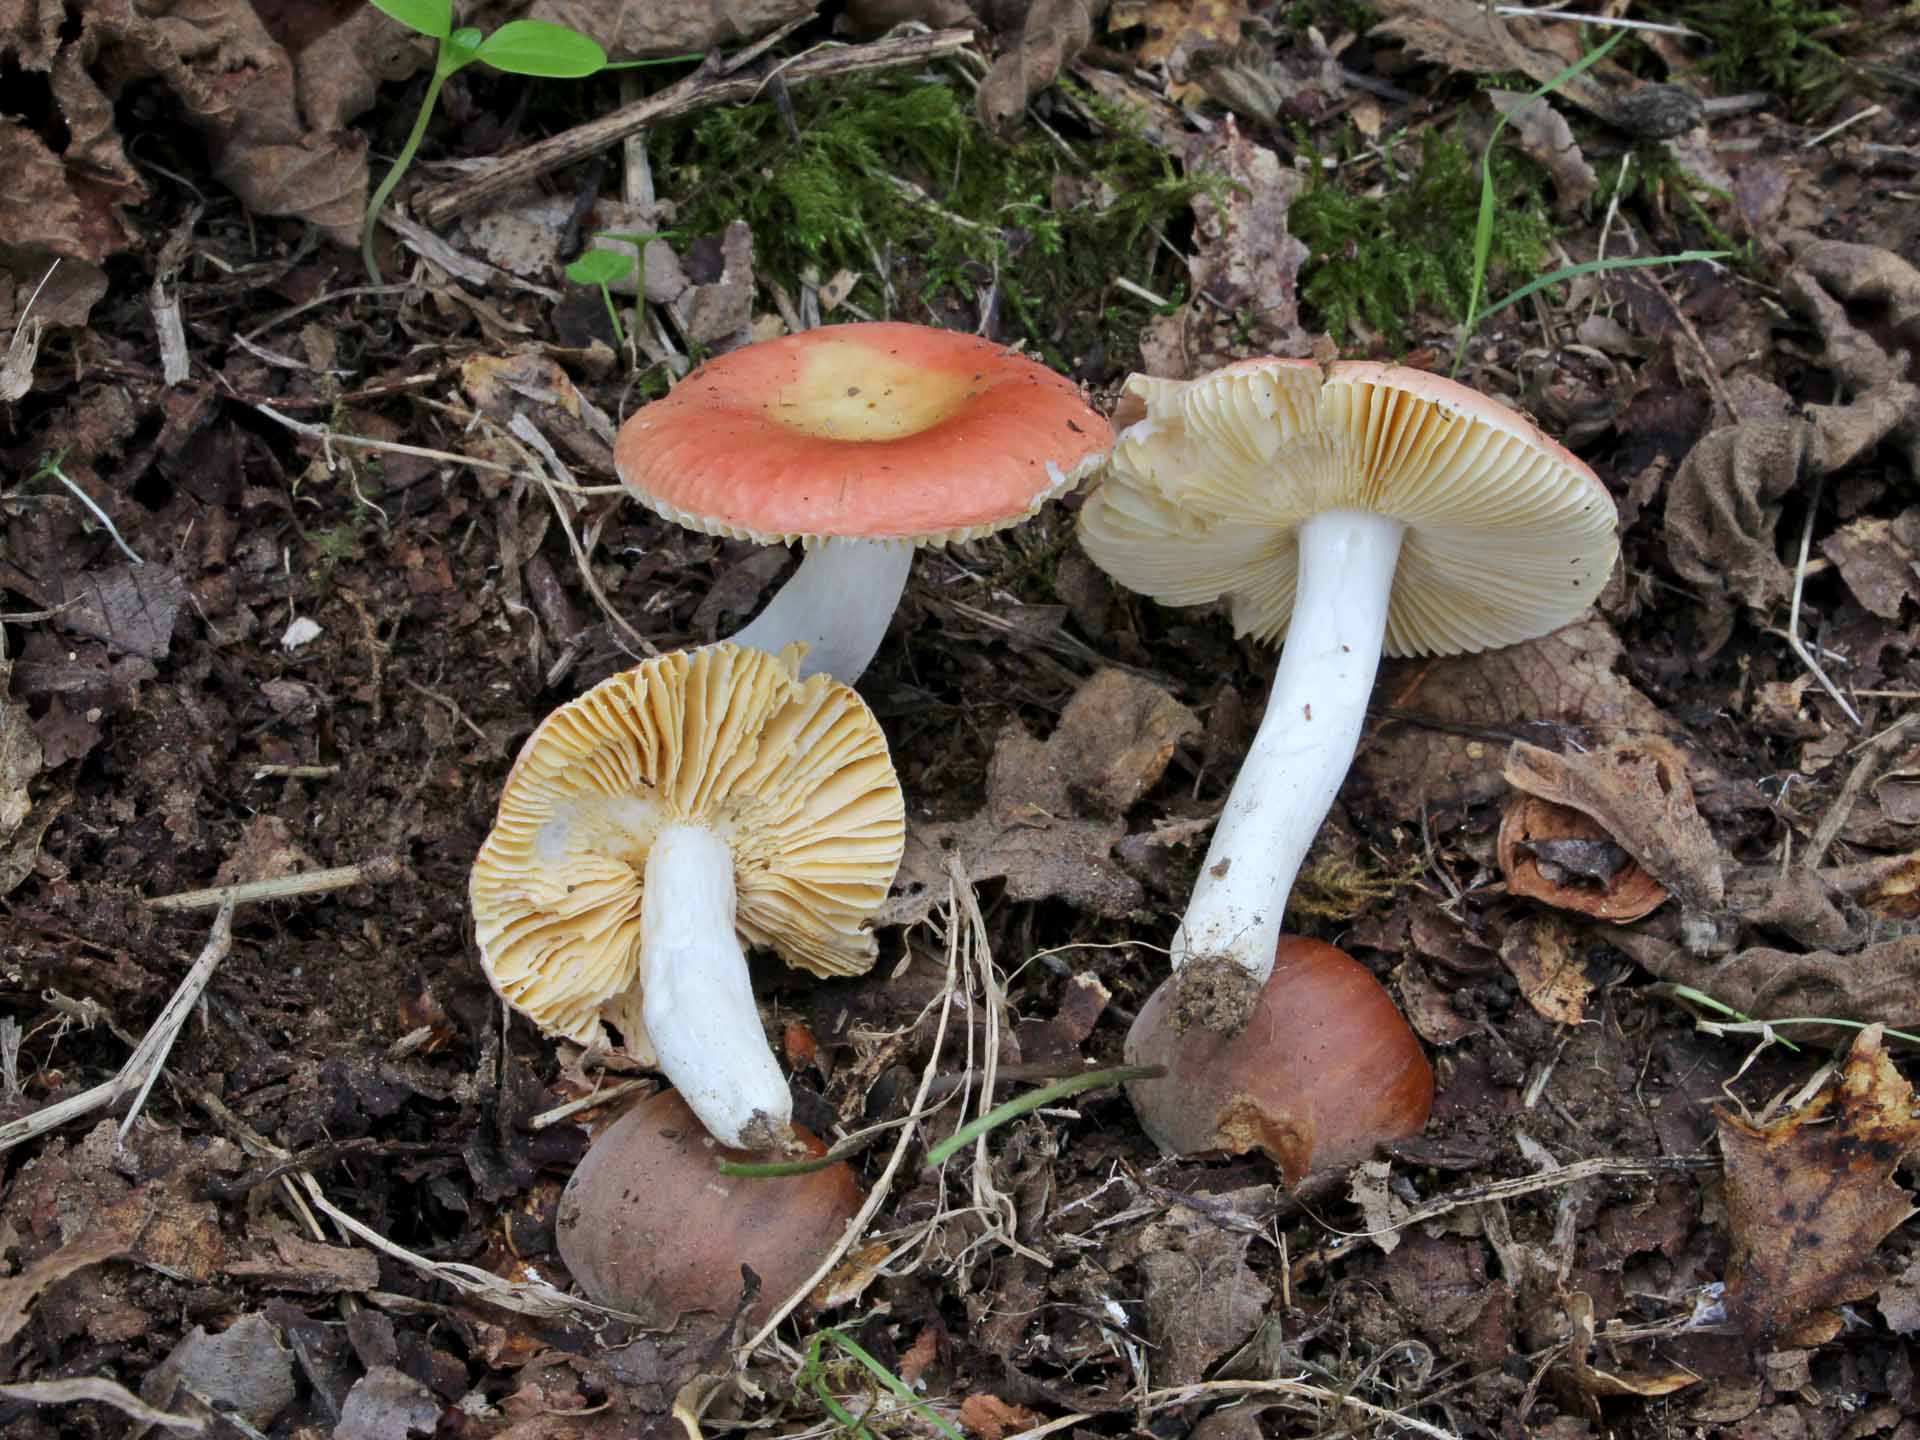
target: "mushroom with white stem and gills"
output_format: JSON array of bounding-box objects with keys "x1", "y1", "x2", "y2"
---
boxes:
[
  {"x1": 614, "y1": 321, "x2": 1113, "y2": 681},
  {"x1": 1079, "y1": 360, "x2": 1619, "y2": 1030},
  {"x1": 470, "y1": 642, "x2": 906, "y2": 1152}
]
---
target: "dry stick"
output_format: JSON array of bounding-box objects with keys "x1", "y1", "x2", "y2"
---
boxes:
[
  {"x1": 1805, "y1": 710, "x2": 1920, "y2": 868},
  {"x1": 1774, "y1": 469, "x2": 1863, "y2": 728},
  {"x1": 733, "y1": 868, "x2": 964, "y2": 1364},
  {"x1": 147, "y1": 858, "x2": 401, "y2": 912},
  {"x1": 413, "y1": 27, "x2": 976, "y2": 230},
  {"x1": 0, "y1": 902, "x2": 234, "y2": 1156},
  {"x1": 506, "y1": 412, "x2": 657, "y2": 659}
]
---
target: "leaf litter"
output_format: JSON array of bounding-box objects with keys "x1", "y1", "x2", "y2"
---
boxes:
[{"x1": 2, "y1": 0, "x2": 1920, "y2": 1435}]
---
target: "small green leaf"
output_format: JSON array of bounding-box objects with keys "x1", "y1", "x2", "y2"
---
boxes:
[
  {"x1": 369, "y1": 0, "x2": 451, "y2": 40},
  {"x1": 477, "y1": 20, "x2": 608, "y2": 78},
  {"x1": 441, "y1": 26, "x2": 484, "y2": 71},
  {"x1": 564, "y1": 249, "x2": 636, "y2": 286}
]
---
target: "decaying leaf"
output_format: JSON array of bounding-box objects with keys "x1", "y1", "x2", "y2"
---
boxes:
[
  {"x1": 1667, "y1": 235, "x2": 1920, "y2": 651},
  {"x1": 1119, "y1": 1187, "x2": 1273, "y2": 1385},
  {"x1": 1487, "y1": 91, "x2": 1596, "y2": 214},
  {"x1": 1499, "y1": 792, "x2": 1669, "y2": 923},
  {"x1": 1503, "y1": 736, "x2": 1723, "y2": 917},
  {"x1": 1498, "y1": 912, "x2": 1593, "y2": 1025},
  {"x1": 882, "y1": 669, "x2": 1198, "y2": 927},
  {"x1": 1719, "y1": 1026, "x2": 1920, "y2": 1344},
  {"x1": 958, "y1": 1393, "x2": 1045, "y2": 1440},
  {"x1": 1820, "y1": 513, "x2": 1920, "y2": 621},
  {"x1": 979, "y1": 0, "x2": 1104, "y2": 136},
  {"x1": 1370, "y1": 0, "x2": 1624, "y2": 122},
  {"x1": 531, "y1": 0, "x2": 818, "y2": 58},
  {"x1": 1355, "y1": 620, "x2": 1667, "y2": 822},
  {"x1": 1624, "y1": 925, "x2": 1920, "y2": 1038},
  {"x1": 140, "y1": 1312, "x2": 298, "y2": 1431},
  {"x1": 0, "y1": 1223, "x2": 134, "y2": 1349},
  {"x1": 1138, "y1": 119, "x2": 1316, "y2": 378},
  {"x1": 1563, "y1": 1290, "x2": 1703, "y2": 1404}
]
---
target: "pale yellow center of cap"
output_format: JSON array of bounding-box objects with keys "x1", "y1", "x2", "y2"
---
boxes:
[{"x1": 761, "y1": 337, "x2": 971, "y2": 440}]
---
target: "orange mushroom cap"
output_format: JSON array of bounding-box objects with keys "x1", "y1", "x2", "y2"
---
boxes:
[{"x1": 615, "y1": 322, "x2": 1114, "y2": 545}]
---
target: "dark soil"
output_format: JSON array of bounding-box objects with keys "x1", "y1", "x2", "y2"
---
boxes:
[{"x1": 3, "y1": 3, "x2": 1920, "y2": 1438}]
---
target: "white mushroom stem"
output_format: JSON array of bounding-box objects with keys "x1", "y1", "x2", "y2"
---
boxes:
[
  {"x1": 732, "y1": 537, "x2": 916, "y2": 682},
  {"x1": 1173, "y1": 510, "x2": 1408, "y2": 984},
  {"x1": 637, "y1": 823, "x2": 794, "y2": 1151}
]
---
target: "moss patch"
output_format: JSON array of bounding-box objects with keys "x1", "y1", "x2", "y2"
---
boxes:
[
  {"x1": 1290, "y1": 128, "x2": 1553, "y2": 345},
  {"x1": 658, "y1": 77, "x2": 1200, "y2": 369}
]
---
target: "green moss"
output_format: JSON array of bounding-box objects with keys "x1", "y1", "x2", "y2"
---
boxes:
[
  {"x1": 658, "y1": 77, "x2": 1200, "y2": 367},
  {"x1": 1672, "y1": 0, "x2": 1854, "y2": 110},
  {"x1": 1290, "y1": 128, "x2": 1553, "y2": 345}
]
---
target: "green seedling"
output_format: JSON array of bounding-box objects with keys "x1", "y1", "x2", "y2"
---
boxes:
[
  {"x1": 562, "y1": 231, "x2": 677, "y2": 352},
  {"x1": 1455, "y1": 27, "x2": 1730, "y2": 373},
  {"x1": 564, "y1": 250, "x2": 636, "y2": 348},
  {"x1": 363, "y1": 0, "x2": 693, "y2": 283},
  {"x1": 12, "y1": 450, "x2": 145, "y2": 565}
]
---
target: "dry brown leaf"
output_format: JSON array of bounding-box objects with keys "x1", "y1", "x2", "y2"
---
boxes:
[
  {"x1": 1354, "y1": 619, "x2": 1666, "y2": 822},
  {"x1": 0, "y1": 1224, "x2": 134, "y2": 1348},
  {"x1": 1127, "y1": 1187, "x2": 1274, "y2": 1384},
  {"x1": 1390, "y1": 959, "x2": 1476, "y2": 1046},
  {"x1": 1487, "y1": 90, "x2": 1596, "y2": 214},
  {"x1": 958, "y1": 1393, "x2": 1045, "y2": 1440},
  {"x1": 1370, "y1": 0, "x2": 1623, "y2": 122},
  {"x1": 1112, "y1": 0, "x2": 1248, "y2": 69},
  {"x1": 1719, "y1": 1025, "x2": 1920, "y2": 1344},
  {"x1": 1498, "y1": 913, "x2": 1593, "y2": 1025},
  {"x1": 1503, "y1": 736, "x2": 1723, "y2": 915},
  {"x1": 530, "y1": 0, "x2": 818, "y2": 58},
  {"x1": 883, "y1": 670, "x2": 1197, "y2": 927},
  {"x1": 1499, "y1": 792, "x2": 1670, "y2": 923},
  {"x1": 978, "y1": 0, "x2": 1103, "y2": 136},
  {"x1": 1821, "y1": 512, "x2": 1920, "y2": 620},
  {"x1": 1138, "y1": 119, "x2": 1316, "y2": 377}
]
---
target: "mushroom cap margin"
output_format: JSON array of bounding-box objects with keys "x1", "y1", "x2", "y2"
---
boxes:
[{"x1": 1077, "y1": 360, "x2": 1620, "y2": 657}]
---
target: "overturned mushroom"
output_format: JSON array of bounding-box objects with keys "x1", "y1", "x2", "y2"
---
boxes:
[
  {"x1": 1124, "y1": 936, "x2": 1433, "y2": 1184},
  {"x1": 558, "y1": 1088, "x2": 863, "y2": 1326},
  {"x1": 471, "y1": 643, "x2": 905, "y2": 1151}
]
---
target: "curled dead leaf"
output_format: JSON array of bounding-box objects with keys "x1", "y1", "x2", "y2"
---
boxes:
[
  {"x1": 978, "y1": 0, "x2": 1103, "y2": 136},
  {"x1": 1563, "y1": 1290, "x2": 1703, "y2": 1405},
  {"x1": 1503, "y1": 736, "x2": 1721, "y2": 916},
  {"x1": 1499, "y1": 792, "x2": 1669, "y2": 922},
  {"x1": 1356, "y1": 620, "x2": 1667, "y2": 823}
]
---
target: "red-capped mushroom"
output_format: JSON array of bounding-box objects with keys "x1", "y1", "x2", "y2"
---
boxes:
[{"x1": 616, "y1": 322, "x2": 1113, "y2": 680}]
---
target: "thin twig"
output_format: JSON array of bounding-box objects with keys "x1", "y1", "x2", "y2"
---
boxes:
[
  {"x1": 415, "y1": 27, "x2": 976, "y2": 229},
  {"x1": 147, "y1": 858, "x2": 400, "y2": 912},
  {"x1": 735, "y1": 867, "x2": 964, "y2": 1363},
  {"x1": 0, "y1": 902, "x2": 234, "y2": 1155},
  {"x1": 1778, "y1": 470, "x2": 1863, "y2": 728}
]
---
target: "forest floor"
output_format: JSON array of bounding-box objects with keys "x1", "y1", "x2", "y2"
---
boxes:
[{"x1": 3, "y1": 1, "x2": 1920, "y2": 1437}]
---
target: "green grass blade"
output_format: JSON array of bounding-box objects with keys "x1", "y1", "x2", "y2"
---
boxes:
[
  {"x1": 1475, "y1": 250, "x2": 1729, "y2": 323},
  {"x1": 369, "y1": 0, "x2": 451, "y2": 40},
  {"x1": 822, "y1": 1331, "x2": 966, "y2": 1440},
  {"x1": 477, "y1": 20, "x2": 608, "y2": 77},
  {"x1": 922, "y1": 1064, "x2": 1161, "y2": 1171},
  {"x1": 1457, "y1": 26, "x2": 1628, "y2": 374}
]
